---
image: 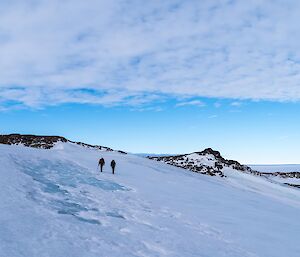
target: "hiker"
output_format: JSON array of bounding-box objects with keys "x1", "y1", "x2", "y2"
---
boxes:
[
  {"x1": 111, "y1": 160, "x2": 116, "y2": 174},
  {"x1": 98, "y1": 158, "x2": 105, "y2": 172}
]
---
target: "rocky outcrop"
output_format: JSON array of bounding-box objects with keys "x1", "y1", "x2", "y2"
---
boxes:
[
  {"x1": 262, "y1": 171, "x2": 300, "y2": 189},
  {"x1": 196, "y1": 148, "x2": 255, "y2": 173},
  {"x1": 149, "y1": 148, "x2": 259, "y2": 177},
  {"x1": 284, "y1": 183, "x2": 300, "y2": 188},
  {"x1": 0, "y1": 134, "x2": 117, "y2": 152},
  {"x1": 261, "y1": 171, "x2": 300, "y2": 179},
  {"x1": 0, "y1": 134, "x2": 67, "y2": 149},
  {"x1": 149, "y1": 149, "x2": 300, "y2": 190},
  {"x1": 71, "y1": 141, "x2": 113, "y2": 152}
]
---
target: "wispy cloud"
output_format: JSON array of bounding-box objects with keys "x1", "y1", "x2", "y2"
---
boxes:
[
  {"x1": 1, "y1": 0, "x2": 300, "y2": 108},
  {"x1": 176, "y1": 100, "x2": 205, "y2": 107},
  {"x1": 231, "y1": 101, "x2": 243, "y2": 107}
]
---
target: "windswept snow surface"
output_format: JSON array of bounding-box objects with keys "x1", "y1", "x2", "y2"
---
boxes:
[{"x1": 0, "y1": 143, "x2": 300, "y2": 257}]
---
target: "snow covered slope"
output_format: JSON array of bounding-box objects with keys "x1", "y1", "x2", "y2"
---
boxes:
[{"x1": 1, "y1": 142, "x2": 300, "y2": 257}]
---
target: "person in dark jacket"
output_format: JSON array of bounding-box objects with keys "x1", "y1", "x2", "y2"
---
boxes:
[
  {"x1": 98, "y1": 158, "x2": 105, "y2": 172},
  {"x1": 111, "y1": 160, "x2": 116, "y2": 174}
]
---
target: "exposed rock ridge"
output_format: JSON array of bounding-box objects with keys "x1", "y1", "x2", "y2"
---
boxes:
[{"x1": 0, "y1": 134, "x2": 120, "y2": 152}]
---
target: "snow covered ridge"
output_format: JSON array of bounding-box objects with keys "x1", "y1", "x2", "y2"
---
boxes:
[
  {"x1": 148, "y1": 148, "x2": 256, "y2": 177},
  {"x1": 148, "y1": 148, "x2": 300, "y2": 187},
  {"x1": 0, "y1": 134, "x2": 125, "y2": 153}
]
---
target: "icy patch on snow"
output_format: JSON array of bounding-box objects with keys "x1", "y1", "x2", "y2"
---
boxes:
[{"x1": 12, "y1": 157, "x2": 128, "y2": 226}]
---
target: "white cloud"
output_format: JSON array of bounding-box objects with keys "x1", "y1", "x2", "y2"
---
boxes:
[
  {"x1": 1, "y1": 0, "x2": 300, "y2": 108},
  {"x1": 176, "y1": 100, "x2": 205, "y2": 107},
  {"x1": 230, "y1": 101, "x2": 243, "y2": 107}
]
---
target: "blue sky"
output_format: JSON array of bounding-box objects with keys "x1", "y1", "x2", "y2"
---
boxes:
[
  {"x1": 0, "y1": 0, "x2": 300, "y2": 163},
  {"x1": 1, "y1": 99, "x2": 299, "y2": 164}
]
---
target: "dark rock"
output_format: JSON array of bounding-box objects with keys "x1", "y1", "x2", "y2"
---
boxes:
[
  {"x1": 284, "y1": 183, "x2": 300, "y2": 188},
  {"x1": 0, "y1": 134, "x2": 67, "y2": 149}
]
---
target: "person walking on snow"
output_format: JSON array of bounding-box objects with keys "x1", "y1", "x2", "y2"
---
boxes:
[
  {"x1": 111, "y1": 160, "x2": 116, "y2": 174},
  {"x1": 98, "y1": 158, "x2": 105, "y2": 172}
]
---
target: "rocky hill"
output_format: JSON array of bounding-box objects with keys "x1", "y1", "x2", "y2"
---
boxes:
[
  {"x1": 148, "y1": 148, "x2": 257, "y2": 177},
  {"x1": 148, "y1": 149, "x2": 300, "y2": 188},
  {"x1": 0, "y1": 134, "x2": 116, "y2": 152}
]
